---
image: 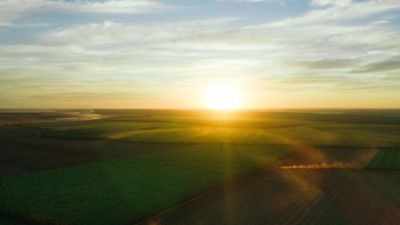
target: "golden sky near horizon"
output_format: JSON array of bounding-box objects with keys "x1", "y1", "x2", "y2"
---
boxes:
[{"x1": 1, "y1": 0, "x2": 400, "y2": 109}]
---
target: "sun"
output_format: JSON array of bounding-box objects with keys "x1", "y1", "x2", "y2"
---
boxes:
[{"x1": 203, "y1": 82, "x2": 244, "y2": 111}]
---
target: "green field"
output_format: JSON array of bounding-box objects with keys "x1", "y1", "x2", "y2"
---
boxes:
[
  {"x1": 0, "y1": 144, "x2": 286, "y2": 225},
  {"x1": 0, "y1": 109, "x2": 399, "y2": 225},
  {"x1": 367, "y1": 148, "x2": 400, "y2": 169},
  {"x1": 0, "y1": 217, "x2": 25, "y2": 225},
  {"x1": 36, "y1": 110, "x2": 400, "y2": 147}
]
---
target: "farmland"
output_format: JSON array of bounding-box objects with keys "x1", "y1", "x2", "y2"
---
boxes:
[
  {"x1": 0, "y1": 109, "x2": 399, "y2": 225},
  {"x1": 367, "y1": 148, "x2": 400, "y2": 169}
]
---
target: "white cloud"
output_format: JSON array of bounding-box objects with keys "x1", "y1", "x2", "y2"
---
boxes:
[
  {"x1": 170, "y1": 0, "x2": 400, "y2": 88},
  {"x1": 218, "y1": 0, "x2": 286, "y2": 3},
  {"x1": 269, "y1": 0, "x2": 400, "y2": 26},
  {"x1": 311, "y1": 0, "x2": 352, "y2": 7},
  {"x1": 39, "y1": 18, "x2": 238, "y2": 46},
  {"x1": 0, "y1": 0, "x2": 171, "y2": 27},
  {"x1": 52, "y1": 0, "x2": 170, "y2": 13},
  {"x1": 1, "y1": 0, "x2": 400, "y2": 99}
]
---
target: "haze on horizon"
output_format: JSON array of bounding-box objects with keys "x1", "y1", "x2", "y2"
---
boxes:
[{"x1": 0, "y1": 0, "x2": 400, "y2": 109}]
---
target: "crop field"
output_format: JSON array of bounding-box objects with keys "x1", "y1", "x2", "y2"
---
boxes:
[
  {"x1": 0, "y1": 145, "x2": 286, "y2": 225},
  {"x1": 34, "y1": 110, "x2": 400, "y2": 147},
  {"x1": 367, "y1": 148, "x2": 400, "y2": 169},
  {"x1": 137, "y1": 169, "x2": 400, "y2": 225},
  {"x1": 0, "y1": 109, "x2": 399, "y2": 225},
  {"x1": 0, "y1": 216, "x2": 25, "y2": 225}
]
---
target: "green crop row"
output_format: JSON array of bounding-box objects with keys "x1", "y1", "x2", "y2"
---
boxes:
[
  {"x1": 367, "y1": 148, "x2": 400, "y2": 169},
  {"x1": 0, "y1": 145, "x2": 287, "y2": 225}
]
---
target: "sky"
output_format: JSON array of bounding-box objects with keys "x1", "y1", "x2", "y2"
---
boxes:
[{"x1": 0, "y1": 0, "x2": 400, "y2": 109}]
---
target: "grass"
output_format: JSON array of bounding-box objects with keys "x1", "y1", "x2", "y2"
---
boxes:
[
  {"x1": 2, "y1": 109, "x2": 400, "y2": 225},
  {"x1": 0, "y1": 216, "x2": 26, "y2": 225},
  {"x1": 366, "y1": 148, "x2": 400, "y2": 169},
  {"x1": 38, "y1": 121, "x2": 185, "y2": 140},
  {"x1": 0, "y1": 145, "x2": 287, "y2": 225},
  {"x1": 39, "y1": 122, "x2": 400, "y2": 147},
  {"x1": 36, "y1": 110, "x2": 400, "y2": 147},
  {"x1": 104, "y1": 124, "x2": 400, "y2": 147},
  {"x1": 32, "y1": 110, "x2": 400, "y2": 147}
]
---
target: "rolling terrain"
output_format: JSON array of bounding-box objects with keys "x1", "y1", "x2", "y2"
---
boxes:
[{"x1": 0, "y1": 109, "x2": 399, "y2": 225}]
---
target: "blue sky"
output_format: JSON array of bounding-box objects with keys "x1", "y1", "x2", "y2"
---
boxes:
[{"x1": 0, "y1": 0, "x2": 399, "y2": 108}]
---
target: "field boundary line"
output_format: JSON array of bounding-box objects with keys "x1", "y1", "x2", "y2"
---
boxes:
[{"x1": 132, "y1": 158, "x2": 287, "y2": 225}]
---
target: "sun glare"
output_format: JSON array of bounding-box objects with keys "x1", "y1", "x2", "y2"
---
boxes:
[{"x1": 203, "y1": 82, "x2": 244, "y2": 111}]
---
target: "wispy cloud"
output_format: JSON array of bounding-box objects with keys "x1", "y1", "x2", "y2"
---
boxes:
[
  {"x1": 311, "y1": 0, "x2": 352, "y2": 7},
  {"x1": 354, "y1": 56, "x2": 400, "y2": 73},
  {"x1": 1, "y1": 0, "x2": 400, "y2": 108},
  {"x1": 39, "y1": 18, "x2": 237, "y2": 46},
  {"x1": 0, "y1": 0, "x2": 171, "y2": 27},
  {"x1": 218, "y1": 0, "x2": 285, "y2": 3}
]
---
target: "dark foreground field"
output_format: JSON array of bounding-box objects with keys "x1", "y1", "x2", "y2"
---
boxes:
[{"x1": 0, "y1": 109, "x2": 399, "y2": 225}]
